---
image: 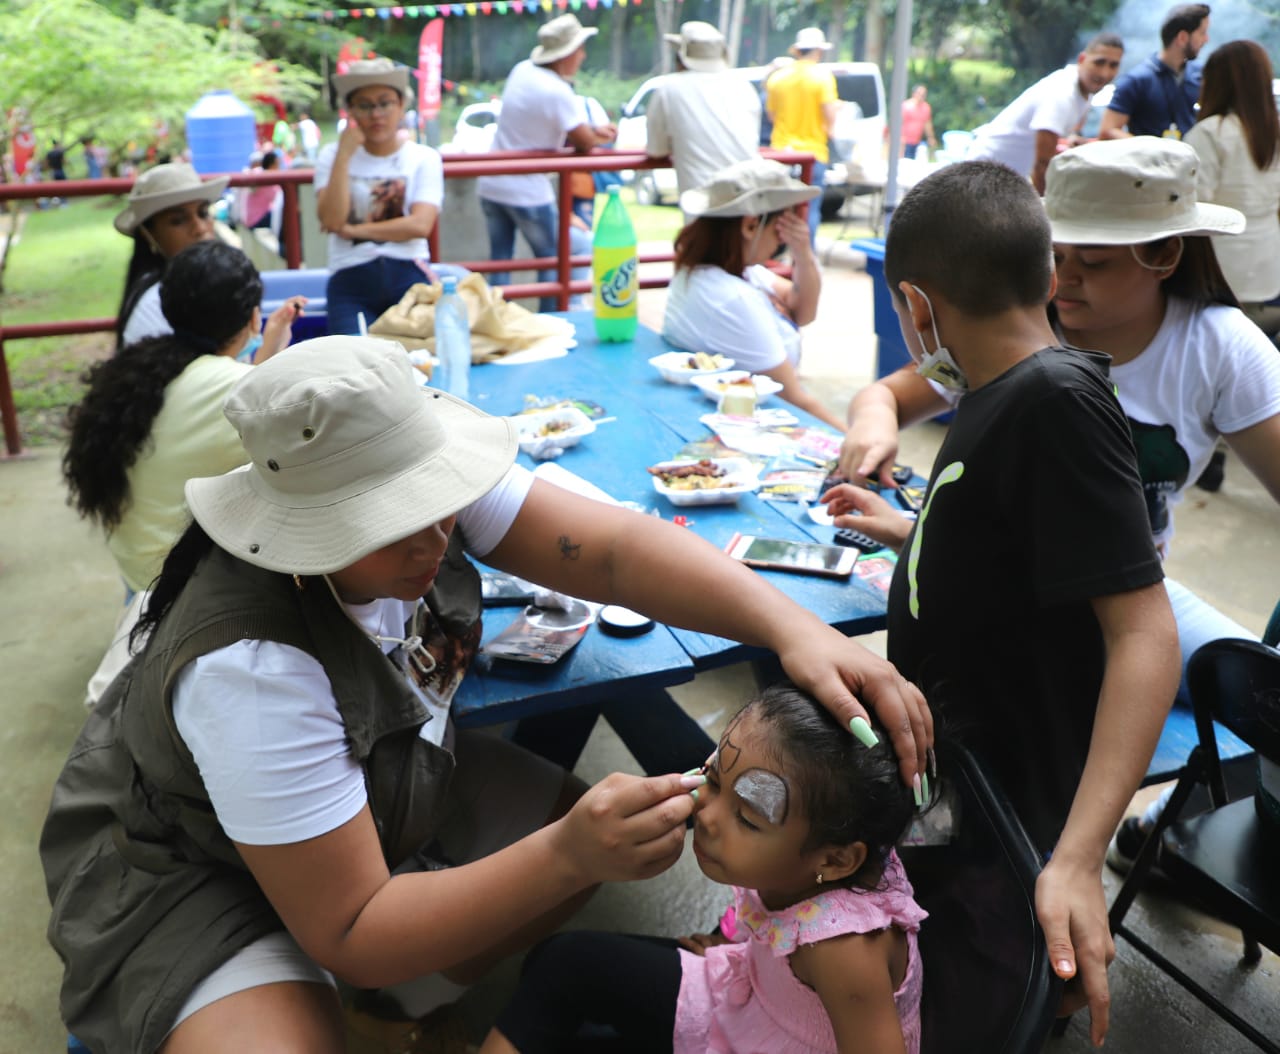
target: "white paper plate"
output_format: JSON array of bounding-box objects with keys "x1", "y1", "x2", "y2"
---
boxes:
[
  {"x1": 647, "y1": 350, "x2": 736, "y2": 385},
  {"x1": 690, "y1": 370, "x2": 785, "y2": 403},
  {"x1": 806, "y1": 503, "x2": 837, "y2": 527},
  {"x1": 648, "y1": 457, "x2": 760, "y2": 506},
  {"x1": 517, "y1": 405, "x2": 596, "y2": 457}
]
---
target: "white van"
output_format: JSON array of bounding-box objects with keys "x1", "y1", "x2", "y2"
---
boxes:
[{"x1": 616, "y1": 61, "x2": 886, "y2": 213}]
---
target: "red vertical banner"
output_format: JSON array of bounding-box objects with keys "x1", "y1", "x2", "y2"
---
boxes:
[{"x1": 418, "y1": 18, "x2": 445, "y2": 127}]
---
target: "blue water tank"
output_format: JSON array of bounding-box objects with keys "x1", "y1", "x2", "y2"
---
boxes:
[{"x1": 185, "y1": 90, "x2": 256, "y2": 175}]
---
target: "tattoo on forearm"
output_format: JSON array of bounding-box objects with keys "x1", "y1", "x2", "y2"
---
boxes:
[{"x1": 558, "y1": 535, "x2": 582, "y2": 561}]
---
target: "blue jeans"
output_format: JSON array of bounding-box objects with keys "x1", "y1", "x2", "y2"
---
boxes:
[
  {"x1": 807, "y1": 160, "x2": 827, "y2": 246},
  {"x1": 326, "y1": 256, "x2": 430, "y2": 336},
  {"x1": 1165, "y1": 577, "x2": 1260, "y2": 706},
  {"x1": 480, "y1": 198, "x2": 589, "y2": 312}
]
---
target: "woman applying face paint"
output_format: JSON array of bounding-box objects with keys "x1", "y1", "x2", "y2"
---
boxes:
[{"x1": 479, "y1": 685, "x2": 925, "y2": 1054}]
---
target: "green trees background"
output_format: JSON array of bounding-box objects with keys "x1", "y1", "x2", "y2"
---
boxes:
[{"x1": 7, "y1": 0, "x2": 1280, "y2": 164}]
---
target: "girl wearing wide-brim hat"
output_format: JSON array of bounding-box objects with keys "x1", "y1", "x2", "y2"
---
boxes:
[
  {"x1": 839, "y1": 135, "x2": 1280, "y2": 865},
  {"x1": 317, "y1": 57, "x2": 447, "y2": 336},
  {"x1": 112, "y1": 161, "x2": 228, "y2": 349},
  {"x1": 663, "y1": 158, "x2": 846, "y2": 432},
  {"x1": 41, "y1": 337, "x2": 931, "y2": 1052}
]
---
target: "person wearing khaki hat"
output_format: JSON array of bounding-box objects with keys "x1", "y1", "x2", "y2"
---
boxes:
[
  {"x1": 645, "y1": 21, "x2": 762, "y2": 198},
  {"x1": 41, "y1": 334, "x2": 933, "y2": 1051},
  {"x1": 317, "y1": 57, "x2": 447, "y2": 335},
  {"x1": 478, "y1": 14, "x2": 616, "y2": 311},
  {"x1": 664, "y1": 159, "x2": 843, "y2": 430},
  {"x1": 765, "y1": 27, "x2": 839, "y2": 244},
  {"x1": 112, "y1": 161, "x2": 229, "y2": 349},
  {"x1": 836, "y1": 141, "x2": 1280, "y2": 989}
]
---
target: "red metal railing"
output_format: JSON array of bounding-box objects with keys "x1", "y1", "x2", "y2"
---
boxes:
[{"x1": 0, "y1": 148, "x2": 813, "y2": 458}]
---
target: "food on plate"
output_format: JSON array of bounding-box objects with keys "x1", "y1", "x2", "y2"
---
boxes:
[
  {"x1": 682, "y1": 352, "x2": 729, "y2": 371},
  {"x1": 647, "y1": 459, "x2": 733, "y2": 490},
  {"x1": 534, "y1": 418, "x2": 574, "y2": 437}
]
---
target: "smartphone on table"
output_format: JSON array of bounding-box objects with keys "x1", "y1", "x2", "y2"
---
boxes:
[{"x1": 724, "y1": 533, "x2": 858, "y2": 579}]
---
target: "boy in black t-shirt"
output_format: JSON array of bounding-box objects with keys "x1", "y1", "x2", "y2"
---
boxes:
[{"x1": 821, "y1": 162, "x2": 1178, "y2": 1048}]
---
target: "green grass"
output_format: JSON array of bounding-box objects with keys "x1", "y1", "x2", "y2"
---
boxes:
[{"x1": 1, "y1": 197, "x2": 128, "y2": 440}]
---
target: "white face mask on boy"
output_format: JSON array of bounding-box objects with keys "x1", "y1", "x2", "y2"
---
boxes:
[{"x1": 909, "y1": 284, "x2": 968, "y2": 392}]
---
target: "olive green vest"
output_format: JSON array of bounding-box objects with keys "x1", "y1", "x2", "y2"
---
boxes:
[{"x1": 40, "y1": 536, "x2": 480, "y2": 1053}]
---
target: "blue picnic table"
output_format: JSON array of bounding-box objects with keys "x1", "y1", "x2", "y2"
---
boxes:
[
  {"x1": 450, "y1": 312, "x2": 891, "y2": 771},
  {"x1": 451, "y1": 311, "x2": 1252, "y2": 785}
]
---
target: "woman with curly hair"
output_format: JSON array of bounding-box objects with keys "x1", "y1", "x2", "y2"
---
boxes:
[{"x1": 64, "y1": 240, "x2": 305, "y2": 597}]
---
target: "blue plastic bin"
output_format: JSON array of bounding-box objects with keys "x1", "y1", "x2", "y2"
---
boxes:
[
  {"x1": 260, "y1": 268, "x2": 329, "y2": 343},
  {"x1": 185, "y1": 91, "x2": 256, "y2": 176}
]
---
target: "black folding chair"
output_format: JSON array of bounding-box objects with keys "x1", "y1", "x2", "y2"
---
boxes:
[
  {"x1": 905, "y1": 742, "x2": 1063, "y2": 1054},
  {"x1": 1107, "y1": 638, "x2": 1280, "y2": 1054}
]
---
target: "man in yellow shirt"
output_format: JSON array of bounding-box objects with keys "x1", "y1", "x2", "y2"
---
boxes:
[{"x1": 766, "y1": 26, "x2": 839, "y2": 244}]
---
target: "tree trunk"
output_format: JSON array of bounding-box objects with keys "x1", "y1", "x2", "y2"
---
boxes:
[
  {"x1": 726, "y1": 0, "x2": 747, "y2": 67},
  {"x1": 718, "y1": 0, "x2": 731, "y2": 39},
  {"x1": 470, "y1": 16, "x2": 482, "y2": 81},
  {"x1": 864, "y1": 0, "x2": 884, "y2": 66},
  {"x1": 827, "y1": 0, "x2": 847, "y2": 60},
  {"x1": 610, "y1": 3, "x2": 625, "y2": 77},
  {"x1": 655, "y1": 0, "x2": 676, "y2": 74},
  {"x1": 754, "y1": 1, "x2": 771, "y2": 64}
]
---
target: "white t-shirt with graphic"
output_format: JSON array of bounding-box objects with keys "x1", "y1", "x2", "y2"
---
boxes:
[
  {"x1": 663, "y1": 264, "x2": 801, "y2": 374},
  {"x1": 1106, "y1": 298, "x2": 1280, "y2": 546},
  {"x1": 314, "y1": 140, "x2": 444, "y2": 274},
  {"x1": 966, "y1": 65, "x2": 1092, "y2": 178},
  {"x1": 477, "y1": 60, "x2": 585, "y2": 208},
  {"x1": 172, "y1": 465, "x2": 534, "y2": 846}
]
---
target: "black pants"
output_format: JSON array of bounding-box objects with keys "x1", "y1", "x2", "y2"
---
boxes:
[{"x1": 494, "y1": 932, "x2": 682, "y2": 1053}]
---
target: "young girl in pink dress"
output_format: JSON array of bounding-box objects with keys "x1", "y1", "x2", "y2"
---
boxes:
[{"x1": 479, "y1": 685, "x2": 926, "y2": 1054}]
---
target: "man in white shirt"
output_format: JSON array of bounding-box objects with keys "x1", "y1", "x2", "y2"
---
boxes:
[
  {"x1": 645, "y1": 22, "x2": 761, "y2": 202},
  {"x1": 477, "y1": 13, "x2": 616, "y2": 310},
  {"x1": 966, "y1": 32, "x2": 1124, "y2": 192}
]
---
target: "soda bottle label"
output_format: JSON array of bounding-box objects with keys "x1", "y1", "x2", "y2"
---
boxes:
[
  {"x1": 593, "y1": 245, "x2": 638, "y2": 318},
  {"x1": 598, "y1": 257, "x2": 638, "y2": 310}
]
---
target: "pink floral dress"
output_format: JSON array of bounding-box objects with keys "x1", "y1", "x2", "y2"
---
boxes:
[{"x1": 674, "y1": 850, "x2": 926, "y2": 1054}]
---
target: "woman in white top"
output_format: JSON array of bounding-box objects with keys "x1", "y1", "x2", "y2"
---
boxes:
[
  {"x1": 43, "y1": 337, "x2": 932, "y2": 1052},
  {"x1": 1184, "y1": 39, "x2": 1280, "y2": 337},
  {"x1": 316, "y1": 58, "x2": 445, "y2": 335},
  {"x1": 663, "y1": 158, "x2": 846, "y2": 431}
]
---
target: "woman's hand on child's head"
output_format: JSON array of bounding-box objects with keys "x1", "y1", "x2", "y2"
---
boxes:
[
  {"x1": 677, "y1": 930, "x2": 730, "y2": 957},
  {"x1": 819, "y1": 484, "x2": 912, "y2": 552},
  {"x1": 773, "y1": 628, "x2": 932, "y2": 796},
  {"x1": 557, "y1": 771, "x2": 704, "y2": 886}
]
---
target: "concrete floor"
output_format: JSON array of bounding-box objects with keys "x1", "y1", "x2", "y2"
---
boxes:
[{"x1": 3, "y1": 236, "x2": 1278, "y2": 1051}]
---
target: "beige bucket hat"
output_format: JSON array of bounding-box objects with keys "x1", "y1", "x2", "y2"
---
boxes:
[
  {"x1": 113, "y1": 162, "x2": 229, "y2": 236},
  {"x1": 531, "y1": 14, "x2": 598, "y2": 65},
  {"x1": 664, "y1": 21, "x2": 729, "y2": 73},
  {"x1": 332, "y1": 57, "x2": 410, "y2": 104},
  {"x1": 1045, "y1": 138, "x2": 1244, "y2": 245},
  {"x1": 680, "y1": 157, "x2": 820, "y2": 219},
  {"x1": 185, "y1": 336, "x2": 517, "y2": 575},
  {"x1": 790, "y1": 27, "x2": 833, "y2": 54}
]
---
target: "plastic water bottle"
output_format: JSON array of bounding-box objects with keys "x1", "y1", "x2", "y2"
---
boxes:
[
  {"x1": 433, "y1": 274, "x2": 471, "y2": 400},
  {"x1": 593, "y1": 185, "x2": 638, "y2": 342}
]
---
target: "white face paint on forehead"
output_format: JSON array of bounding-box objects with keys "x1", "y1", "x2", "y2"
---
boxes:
[{"x1": 734, "y1": 768, "x2": 789, "y2": 825}]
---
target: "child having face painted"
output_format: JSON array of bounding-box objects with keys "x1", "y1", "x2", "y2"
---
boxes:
[{"x1": 478, "y1": 685, "x2": 925, "y2": 1054}]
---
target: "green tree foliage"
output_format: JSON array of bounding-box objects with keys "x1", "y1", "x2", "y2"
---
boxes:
[
  {"x1": 983, "y1": 0, "x2": 1123, "y2": 74},
  {"x1": 0, "y1": 0, "x2": 320, "y2": 153}
]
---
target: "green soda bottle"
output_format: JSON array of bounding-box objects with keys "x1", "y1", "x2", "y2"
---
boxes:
[{"x1": 593, "y1": 185, "x2": 639, "y2": 342}]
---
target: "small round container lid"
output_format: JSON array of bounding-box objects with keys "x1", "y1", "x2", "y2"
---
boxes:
[{"x1": 599, "y1": 604, "x2": 655, "y2": 636}]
